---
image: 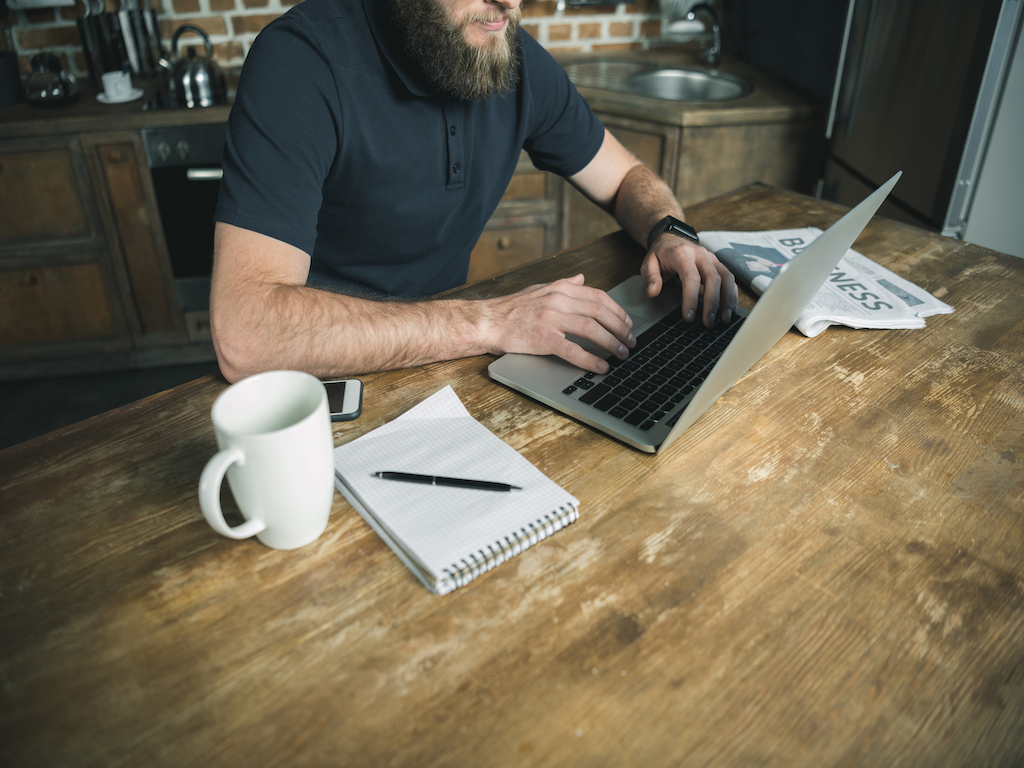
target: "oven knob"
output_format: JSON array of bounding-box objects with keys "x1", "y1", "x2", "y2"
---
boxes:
[
  {"x1": 176, "y1": 140, "x2": 190, "y2": 161},
  {"x1": 157, "y1": 141, "x2": 171, "y2": 163}
]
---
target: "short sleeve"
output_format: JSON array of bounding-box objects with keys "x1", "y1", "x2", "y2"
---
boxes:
[
  {"x1": 519, "y1": 34, "x2": 605, "y2": 178},
  {"x1": 214, "y1": 18, "x2": 341, "y2": 256}
]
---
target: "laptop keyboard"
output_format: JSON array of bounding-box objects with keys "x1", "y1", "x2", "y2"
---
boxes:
[{"x1": 561, "y1": 308, "x2": 745, "y2": 432}]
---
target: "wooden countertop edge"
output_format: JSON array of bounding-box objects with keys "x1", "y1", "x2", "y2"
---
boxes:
[
  {"x1": 0, "y1": 78, "x2": 231, "y2": 140},
  {"x1": 574, "y1": 86, "x2": 820, "y2": 126}
]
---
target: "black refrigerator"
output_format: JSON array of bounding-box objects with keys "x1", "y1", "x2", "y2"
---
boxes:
[{"x1": 821, "y1": 0, "x2": 1022, "y2": 240}]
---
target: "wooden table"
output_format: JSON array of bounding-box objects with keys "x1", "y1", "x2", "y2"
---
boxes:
[{"x1": 2, "y1": 185, "x2": 1022, "y2": 767}]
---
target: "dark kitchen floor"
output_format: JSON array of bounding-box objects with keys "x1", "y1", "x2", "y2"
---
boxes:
[{"x1": 0, "y1": 362, "x2": 222, "y2": 453}]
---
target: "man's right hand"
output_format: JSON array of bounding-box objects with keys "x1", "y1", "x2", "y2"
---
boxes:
[{"x1": 476, "y1": 273, "x2": 636, "y2": 374}]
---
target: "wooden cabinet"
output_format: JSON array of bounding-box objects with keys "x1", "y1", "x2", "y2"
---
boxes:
[
  {"x1": 674, "y1": 120, "x2": 823, "y2": 209},
  {"x1": 0, "y1": 131, "x2": 188, "y2": 380},
  {"x1": 467, "y1": 153, "x2": 563, "y2": 284},
  {"x1": 0, "y1": 136, "x2": 134, "y2": 371}
]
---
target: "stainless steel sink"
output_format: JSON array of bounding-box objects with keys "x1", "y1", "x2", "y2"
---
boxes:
[
  {"x1": 563, "y1": 59, "x2": 752, "y2": 103},
  {"x1": 626, "y1": 69, "x2": 752, "y2": 102}
]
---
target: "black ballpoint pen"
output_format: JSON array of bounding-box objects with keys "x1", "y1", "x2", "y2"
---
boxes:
[{"x1": 374, "y1": 472, "x2": 522, "y2": 492}]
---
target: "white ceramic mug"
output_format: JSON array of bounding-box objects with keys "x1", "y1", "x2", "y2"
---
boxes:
[
  {"x1": 199, "y1": 370, "x2": 335, "y2": 550},
  {"x1": 101, "y1": 70, "x2": 132, "y2": 101}
]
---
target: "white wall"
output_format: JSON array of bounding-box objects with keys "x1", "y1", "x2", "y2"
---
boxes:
[{"x1": 964, "y1": 17, "x2": 1024, "y2": 258}]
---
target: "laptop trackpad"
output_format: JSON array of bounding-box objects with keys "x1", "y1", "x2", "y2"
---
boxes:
[{"x1": 566, "y1": 274, "x2": 678, "y2": 357}]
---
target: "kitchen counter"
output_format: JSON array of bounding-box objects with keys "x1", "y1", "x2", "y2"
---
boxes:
[
  {"x1": 555, "y1": 50, "x2": 823, "y2": 128},
  {"x1": 0, "y1": 51, "x2": 817, "y2": 136},
  {"x1": 0, "y1": 77, "x2": 231, "y2": 139},
  {"x1": 0, "y1": 51, "x2": 819, "y2": 139}
]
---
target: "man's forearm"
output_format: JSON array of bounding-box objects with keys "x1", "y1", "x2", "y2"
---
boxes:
[
  {"x1": 212, "y1": 281, "x2": 489, "y2": 382},
  {"x1": 210, "y1": 220, "x2": 637, "y2": 381},
  {"x1": 612, "y1": 163, "x2": 685, "y2": 248}
]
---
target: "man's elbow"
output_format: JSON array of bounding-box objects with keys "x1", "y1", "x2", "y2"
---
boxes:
[
  {"x1": 212, "y1": 329, "x2": 252, "y2": 384},
  {"x1": 210, "y1": 305, "x2": 264, "y2": 384}
]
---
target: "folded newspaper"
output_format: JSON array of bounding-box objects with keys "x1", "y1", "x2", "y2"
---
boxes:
[{"x1": 700, "y1": 227, "x2": 954, "y2": 337}]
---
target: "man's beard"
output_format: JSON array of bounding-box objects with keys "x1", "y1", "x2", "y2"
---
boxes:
[{"x1": 393, "y1": 0, "x2": 522, "y2": 100}]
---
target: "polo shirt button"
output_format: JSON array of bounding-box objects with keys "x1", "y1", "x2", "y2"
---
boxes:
[
  {"x1": 453, "y1": 163, "x2": 460, "y2": 173},
  {"x1": 450, "y1": 125, "x2": 458, "y2": 135}
]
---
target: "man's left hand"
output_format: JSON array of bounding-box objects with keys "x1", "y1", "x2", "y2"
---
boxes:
[
  {"x1": 642, "y1": 232, "x2": 739, "y2": 328},
  {"x1": 567, "y1": 130, "x2": 738, "y2": 328}
]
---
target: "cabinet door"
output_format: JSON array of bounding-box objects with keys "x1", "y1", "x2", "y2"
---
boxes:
[
  {"x1": 675, "y1": 120, "x2": 824, "y2": 208},
  {"x1": 0, "y1": 261, "x2": 130, "y2": 368},
  {"x1": 0, "y1": 137, "x2": 102, "y2": 251},
  {"x1": 562, "y1": 114, "x2": 681, "y2": 249},
  {"x1": 84, "y1": 133, "x2": 184, "y2": 344}
]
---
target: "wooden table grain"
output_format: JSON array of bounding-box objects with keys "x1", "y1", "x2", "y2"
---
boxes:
[{"x1": 2, "y1": 184, "x2": 1022, "y2": 767}]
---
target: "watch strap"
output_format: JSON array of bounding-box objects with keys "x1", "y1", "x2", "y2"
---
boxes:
[{"x1": 647, "y1": 215, "x2": 699, "y2": 250}]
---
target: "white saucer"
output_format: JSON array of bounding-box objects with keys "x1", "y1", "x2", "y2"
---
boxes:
[{"x1": 97, "y1": 87, "x2": 144, "y2": 104}]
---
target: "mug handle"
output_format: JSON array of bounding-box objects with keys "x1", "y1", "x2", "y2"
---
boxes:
[{"x1": 199, "y1": 448, "x2": 267, "y2": 539}]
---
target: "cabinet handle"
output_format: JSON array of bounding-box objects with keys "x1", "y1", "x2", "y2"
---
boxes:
[
  {"x1": 497, "y1": 236, "x2": 513, "y2": 250},
  {"x1": 21, "y1": 272, "x2": 39, "y2": 287},
  {"x1": 107, "y1": 149, "x2": 124, "y2": 163}
]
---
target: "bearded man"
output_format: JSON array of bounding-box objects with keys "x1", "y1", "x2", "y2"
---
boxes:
[{"x1": 211, "y1": 0, "x2": 737, "y2": 383}]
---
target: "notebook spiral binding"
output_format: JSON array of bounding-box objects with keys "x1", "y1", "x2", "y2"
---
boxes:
[{"x1": 440, "y1": 502, "x2": 580, "y2": 591}]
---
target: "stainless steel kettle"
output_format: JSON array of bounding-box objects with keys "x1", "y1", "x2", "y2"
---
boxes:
[{"x1": 163, "y1": 24, "x2": 226, "y2": 108}]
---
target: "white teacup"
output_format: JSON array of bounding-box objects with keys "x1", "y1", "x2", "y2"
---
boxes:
[
  {"x1": 199, "y1": 370, "x2": 335, "y2": 550},
  {"x1": 101, "y1": 70, "x2": 132, "y2": 101}
]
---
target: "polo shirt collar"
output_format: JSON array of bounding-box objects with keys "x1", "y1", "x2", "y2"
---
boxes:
[{"x1": 363, "y1": 0, "x2": 438, "y2": 98}]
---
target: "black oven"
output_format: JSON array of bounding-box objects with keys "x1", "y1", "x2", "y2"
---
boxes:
[{"x1": 141, "y1": 122, "x2": 226, "y2": 313}]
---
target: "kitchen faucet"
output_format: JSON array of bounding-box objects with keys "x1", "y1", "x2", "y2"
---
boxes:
[
  {"x1": 658, "y1": 1, "x2": 722, "y2": 65},
  {"x1": 686, "y1": 3, "x2": 721, "y2": 66}
]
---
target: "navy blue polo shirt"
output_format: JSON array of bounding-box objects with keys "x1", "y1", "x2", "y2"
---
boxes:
[{"x1": 215, "y1": 0, "x2": 605, "y2": 298}]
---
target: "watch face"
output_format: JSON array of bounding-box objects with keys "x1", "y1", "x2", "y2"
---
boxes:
[
  {"x1": 648, "y1": 215, "x2": 699, "y2": 249},
  {"x1": 669, "y1": 222, "x2": 699, "y2": 242}
]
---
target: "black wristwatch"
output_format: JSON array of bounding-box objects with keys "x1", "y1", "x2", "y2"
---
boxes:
[{"x1": 647, "y1": 215, "x2": 700, "y2": 250}]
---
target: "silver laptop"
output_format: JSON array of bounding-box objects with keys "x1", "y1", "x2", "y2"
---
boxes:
[{"x1": 489, "y1": 172, "x2": 901, "y2": 454}]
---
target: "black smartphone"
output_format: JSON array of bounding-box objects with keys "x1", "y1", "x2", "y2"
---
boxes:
[{"x1": 323, "y1": 379, "x2": 363, "y2": 422}]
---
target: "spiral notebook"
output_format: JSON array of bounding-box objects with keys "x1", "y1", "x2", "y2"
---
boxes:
[{"x1": 333, "y1": 386, "x2": 580, "y2": 595}]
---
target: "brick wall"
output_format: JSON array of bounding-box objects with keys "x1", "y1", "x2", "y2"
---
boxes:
[{"x1": 7, "y1": 0, "x2": 665, "y2": 86}]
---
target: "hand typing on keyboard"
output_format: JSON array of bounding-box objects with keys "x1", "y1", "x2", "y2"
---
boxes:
[
  {"x1": 643, "y1": 230, "x2": 739, "y2": 328},
  {"x1": 480, "y1": 274, "x2": 637, "y2": 374},
  {"x1": 563, "y1": 302, "x2": 745, "y2": 432}
]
